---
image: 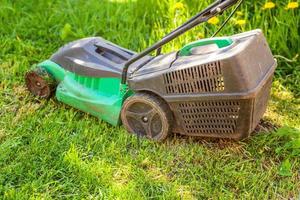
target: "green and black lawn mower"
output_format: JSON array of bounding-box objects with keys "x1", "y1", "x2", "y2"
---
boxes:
[{"x1": 25, "y1": 0, "x2": 277, "y2": 141}]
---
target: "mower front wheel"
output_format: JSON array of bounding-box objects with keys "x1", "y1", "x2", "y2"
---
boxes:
[
  {"x1": 121, "y1": 93, "x2": 173, "y2": 142},
  {"x1": 25, "y1": 68, "x2": 56, "y2": 99}
]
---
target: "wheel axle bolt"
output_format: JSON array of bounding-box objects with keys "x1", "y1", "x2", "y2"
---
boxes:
[{"x1": 142, "y1": 116, "x2": 148, "y2": 123}]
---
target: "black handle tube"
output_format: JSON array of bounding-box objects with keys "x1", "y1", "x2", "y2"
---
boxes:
[
  {"x1": 121, "y1": 0, "x2": 239, "y2": 84},
  {"x1": 157, "y1": 0, "x2": 223, "y2": 41},
  {"x1": 121, "y1": 18, "x2": 206, "y2": 83},
  {"x1": 155, "y1": 0, "x2": 224, "y2": 56}
]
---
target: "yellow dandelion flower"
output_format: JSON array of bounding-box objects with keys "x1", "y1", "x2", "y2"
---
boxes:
[
  {"x1": 263, "y1": 2, "x2": 275, "y2": 9},
  {"x1": 208, "y1": 16, "x2": 220, "y2": 25},
  {"x1": 174, "y1": 2, "x2": 184, "y2": 10},
  {"x1": 198, "y1": 32, "x2": 205, "y2": 39},
  {"x1": 236, "y1": 11, "x2": 244, "y2": 16},
  {"x1": 286, "y1": 2, "x2": 299, "y2": 9},
  {"x1": 236, "y1": 19, "x2": 246, "y2": 26}
]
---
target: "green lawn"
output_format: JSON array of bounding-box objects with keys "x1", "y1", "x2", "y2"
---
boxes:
[{"x1": 0, "y1": 0, "x2": 299, "y2": 199}]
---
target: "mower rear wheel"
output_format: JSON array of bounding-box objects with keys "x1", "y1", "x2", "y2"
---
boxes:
[
  {"x1": 121, "y1": 93, "x2": 173, "y2": 141},
  {"x1": 25, "y1": 68, "x2": 56, "y2": 99}
]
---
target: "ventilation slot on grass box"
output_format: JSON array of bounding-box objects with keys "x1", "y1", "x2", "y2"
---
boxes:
[
  {"x1": 163, "y1": 61, "x2": 224, "y2": 94},
  {"x1": 177, "y1": 100, "x2": 240, "y2": 134}
]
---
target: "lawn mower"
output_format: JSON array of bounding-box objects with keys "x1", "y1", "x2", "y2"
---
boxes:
[{"x1": 25, "y1": 0, "x2": 277, "y2": 141}]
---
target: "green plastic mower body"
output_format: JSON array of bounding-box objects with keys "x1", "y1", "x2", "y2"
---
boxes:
[{"x1": 36, "y1": 60, "x2": 132, "y2": 126}]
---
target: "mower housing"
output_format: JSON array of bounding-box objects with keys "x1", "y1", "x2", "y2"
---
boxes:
[{"x1": 128, "y1": 29, "x2": 277, "y2": 139}]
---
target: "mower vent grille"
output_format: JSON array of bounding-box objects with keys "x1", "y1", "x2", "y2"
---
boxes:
[
  {"x1": 163, "y1": 61, "x2": 224, "y2": 94},
  {"x1": 178, "y1": 100, "x2": 240, "y2": 134}
]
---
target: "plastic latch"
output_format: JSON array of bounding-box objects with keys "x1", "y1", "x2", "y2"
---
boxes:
[{"x1": 179, "y1": 38, "x2": 233, "y2": 56}]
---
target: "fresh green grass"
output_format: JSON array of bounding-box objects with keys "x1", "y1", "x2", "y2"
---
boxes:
[{"x1": 0, "y1": 0, "x2": 299, "y2": 199}]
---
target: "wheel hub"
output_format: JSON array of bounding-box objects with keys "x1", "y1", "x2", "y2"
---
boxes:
[
  {"x1": 123, "y1": 102, "x2": 162, "y2": 139},
  {"x1": 25, "y1": 69, "x2": 54, "y2": 99},
  {"x1": 121, "y1": 93, "x2": 172, "y2": 142},
  {"x1": 142, "y1": 116, "x2": 149, "y2": 123},
  {"x1": 36, "y1": 82, "x2": 41, "y2": 87}
]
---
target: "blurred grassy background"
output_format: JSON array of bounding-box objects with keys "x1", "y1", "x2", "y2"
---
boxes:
[{"x1": 0, "y1": 0, "x2": 299, "y2": 199}]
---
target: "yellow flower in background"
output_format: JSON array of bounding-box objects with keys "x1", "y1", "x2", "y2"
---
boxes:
[
  {"x1": 174, "y1": 2, "x2": 184, "y2": 10},
  {"x1": 208, "y1": 16, "x2": 219, "y2": 25},
  {"x1": 286, "y1": 2, "x2": 299, "y2": 9},
  {"x1": 263, "y1": 2, "x2": 276, "y2": 9},
  {"x1": 236, "y1": 11, "x2": 244, "y2": 16},
  {"x1": 236, "y1": 19, "x2": 246, "y2": 26},
  {"x1": 198, "y1": 32, "x2": 205, "y2": 39}
]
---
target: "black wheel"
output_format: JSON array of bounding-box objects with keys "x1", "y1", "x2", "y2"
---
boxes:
[
  {"x1": 121, "y1": 93, "x2": 173, "y2": 141},
  {"x1": 25, "y1": 68, "x2": 56, "y2": 99}
]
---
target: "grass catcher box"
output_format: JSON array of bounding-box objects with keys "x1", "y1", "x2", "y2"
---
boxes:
[{"x1": 130, "y1": 30, "x2": 277, "y2": 139}]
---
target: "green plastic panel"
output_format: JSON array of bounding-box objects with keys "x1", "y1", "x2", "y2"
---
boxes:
[
  {"x1": 38, "y1": 60, "x2": 66, "y2": 82},
  {"x1": 38, "y1": 60, "x2": 132, "y2": 126},
  {"x1": 179, "y1": 37, "x2": 233, "y2": 56}
]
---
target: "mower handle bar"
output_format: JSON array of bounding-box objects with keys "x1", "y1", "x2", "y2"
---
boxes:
[
  {"x1": 121, "y1": 0, "x2": 240, "y2": 84},
  {"x1": 155, "y1": 0, "x2": 239, "y2": 55}
]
